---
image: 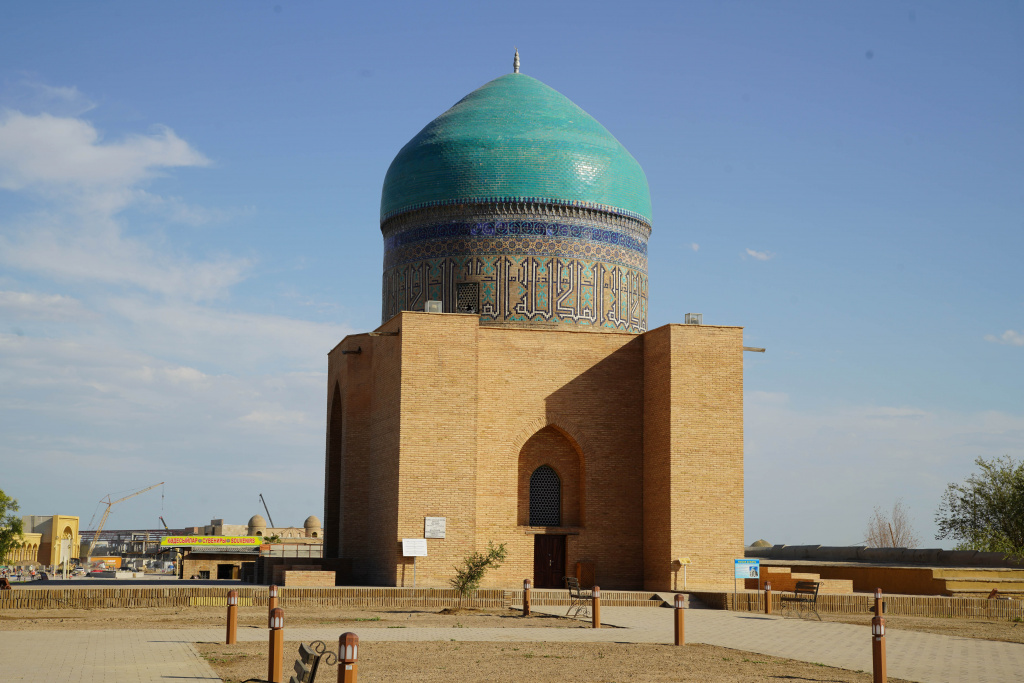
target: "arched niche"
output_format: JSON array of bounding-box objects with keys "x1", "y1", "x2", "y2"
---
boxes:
[
  {"x1": 324, "y1": 382, "x2": 343, "y2": 556},
  {"x1": 517, "y1": 425, "x2": 583, "y2": 527}
]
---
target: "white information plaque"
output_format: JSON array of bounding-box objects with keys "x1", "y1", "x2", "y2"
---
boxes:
[
  {"x1": 424, "y1": 517, "x2": 446, "y2": 539},
  {"x1": 402, "y1": 538, "x2": 428, "y2": 557}
]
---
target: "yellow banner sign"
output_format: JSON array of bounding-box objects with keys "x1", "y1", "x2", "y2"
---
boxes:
[{"x1": 160, "y1": 536, "x2": 261, "y2": 547}]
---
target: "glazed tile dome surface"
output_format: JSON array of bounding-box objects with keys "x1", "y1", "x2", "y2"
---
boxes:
[{"x1": 381, "y1": 73, "x2": 652, "y2": 224}]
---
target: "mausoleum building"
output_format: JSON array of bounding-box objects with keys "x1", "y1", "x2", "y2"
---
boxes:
[{"x1": 324, "y1": 58, "x2": 745, "y2": 590}]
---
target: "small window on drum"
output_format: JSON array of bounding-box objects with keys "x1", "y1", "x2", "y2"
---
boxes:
[
  {"x1": 456, "y1": 282, "x2": 479, "y2": 314},
  {"x1": 529, "y1": 465, "x2": 561, "y2": 526}
]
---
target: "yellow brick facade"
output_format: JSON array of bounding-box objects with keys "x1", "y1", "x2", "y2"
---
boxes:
[{"x1": 324, "y1": 312, "x2": 743, "y2": 590}]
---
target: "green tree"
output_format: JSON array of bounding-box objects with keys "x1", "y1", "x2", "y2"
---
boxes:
[
  {"x1": 935, "y1": 456, "x2": 1024, "y2": 556},
  {"x1": 449, "y1": 541, "x2": 507, "y2": 598},
  {"x1": 0, "y1": 489, "x2": 24, "y2": 564}
]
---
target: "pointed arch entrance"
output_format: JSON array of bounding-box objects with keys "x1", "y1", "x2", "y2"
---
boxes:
[{"x1": 518, "y1": 425, "x2": 584, "y2": 588}]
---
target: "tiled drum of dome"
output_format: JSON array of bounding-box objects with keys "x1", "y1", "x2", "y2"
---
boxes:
[
  {"x1": 381, "y1": 204, "x2": 648, "y2": 332},
  {"x1": 382, "y1": 252, "x2": 647, "y2": 332}
]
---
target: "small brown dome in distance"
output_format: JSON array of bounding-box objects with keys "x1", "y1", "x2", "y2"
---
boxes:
[
  {"x1": 304, "y1": 515, "x2": 321, "y2": 529},
  {"x1": 750, "y1": 539, "x2": 772, "y2": 548}
]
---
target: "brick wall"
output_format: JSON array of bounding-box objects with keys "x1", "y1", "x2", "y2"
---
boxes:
[
  {"x1": 281, "y1": 570, "x2": 336, "y2": 587},
  {"x1": 324, "y1": 313, "x2": 744, "y2": 590},
  {"x1": 644, "y1": 324, "x2": 744, "y2": 590},
  {"x1": 394, "y1": 313, "x2": 480, "y2": 587},
  {"x1": 476, "y1": 325, "x2": 645, "y2": 589}
]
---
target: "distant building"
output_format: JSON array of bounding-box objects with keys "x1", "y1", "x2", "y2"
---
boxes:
[
  {"x1": 173, "y1": 515, "x2": 324, "y2": 580},
  {"x1": 9, "y1": 515, "x2": 79, "y2": 567}
]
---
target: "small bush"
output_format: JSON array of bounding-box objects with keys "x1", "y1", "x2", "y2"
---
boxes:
[{"x1": 449, "y1": 541, "x2": 507, "y2": 598}]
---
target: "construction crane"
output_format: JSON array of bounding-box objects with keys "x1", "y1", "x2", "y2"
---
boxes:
[
  {"x1": 262, "y1": 491, "x2": 278, "y2": 528},
  {"x1": 158, "y1": 516, "x2": 170, "y2": 531},
  {"x1": 85, "y1": 482, "x2": 164, "y2": 559}
]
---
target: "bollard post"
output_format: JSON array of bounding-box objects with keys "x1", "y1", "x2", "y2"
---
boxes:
[
  {"x1": 269, "y1": 584, "x2": 279, "y2": 616},
  {"x1": 338, "y1": 631, "x2": 359, "y2": 683},
  {"x1": 674, "y1": 593, "x2": 685, "y2": 645},
  {"x1": 871, "y1": 614, "x2": 887, "y2": 683},
  {"x1": 523, "y1": 579, "x2": 532, "y2": 617},
  {"x1": 764, "y1": 581, "x2": 772, "y2": 615},
  {"x1": 591, "y1": 585, "x2": 601, "y2": 628},
  {"x1": 226, "y1": 590, "x2": 238, "y2": 644},
  {"x1": 874, "y1": 587, "x2": 883, "y2": 617},
  {"x1": 268, "y1": 607, "x2": 284, "y2": 683}
]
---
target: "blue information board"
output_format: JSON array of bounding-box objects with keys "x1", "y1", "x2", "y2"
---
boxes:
[{"x1": 734, "y1": 558, "x2": 760, "y2": 579}]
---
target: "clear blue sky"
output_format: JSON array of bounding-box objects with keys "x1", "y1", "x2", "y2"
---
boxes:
[{"x1": 1, "y1": 1, "x2": 1021, "y2": 547}]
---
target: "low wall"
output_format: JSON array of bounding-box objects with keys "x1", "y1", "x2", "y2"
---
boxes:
[
  {"x1": 0, "y1": 586, "x2": 503, "y2": 610},
  {"x1": 689, "y1": 590, "x2": 1024, "y2": 621},
  {"x1": 0, "y1": 586, "x2": 666, "y2": 610},
  {"x1": 782, "y1": 564, "x2": 947, "y2": 595},
  {"x1": 747, "y1": 545, "x2": 1024, "y2": 568}
]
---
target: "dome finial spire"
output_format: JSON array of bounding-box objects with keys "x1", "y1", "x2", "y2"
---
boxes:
[{"x1": 513, "y1": 48, "x2": 520, "y2": 74}]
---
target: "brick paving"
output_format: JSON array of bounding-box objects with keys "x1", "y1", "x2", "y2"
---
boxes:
[
  {"x1": 0, "y1": 628, "x2": 220, "y2": 682},
  {"x1": 1, "y1": 606, "x2": 1022, "y2": 682}
]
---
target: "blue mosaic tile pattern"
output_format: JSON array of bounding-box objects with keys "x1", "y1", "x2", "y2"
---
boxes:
[
  {"x1": 383, "y1": 220, "x2": 648, "y2": 257},
  {"x1": 380, "y1": 74, "x2": 652, "y2": 224},
  {"x1": 384, "y1": 234, "x2": 646, "y2": 272},
  {"x1": 382, "y1": 254, "x2": 647, "y2": 333}
]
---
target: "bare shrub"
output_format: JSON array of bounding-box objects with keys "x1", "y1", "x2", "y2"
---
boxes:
[{"x1": 865, "y1": 498, "x2": 920, "y2": 548}]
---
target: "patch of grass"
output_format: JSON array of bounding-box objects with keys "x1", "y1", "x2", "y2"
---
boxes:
[
  {"x1": 354, "y1": 616, "x2": 382, "y2": 622},
  {"x1": 387, "y1": 625, "x2": 406, "y2": 629}
]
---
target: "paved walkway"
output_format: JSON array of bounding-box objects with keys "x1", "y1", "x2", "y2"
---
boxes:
[
  {"x1": 2, "y1": 606, "x2": 1022, "y2": 682},
  {"x1": 0, "y1": 628, "x2": 220, "y2": 682}
]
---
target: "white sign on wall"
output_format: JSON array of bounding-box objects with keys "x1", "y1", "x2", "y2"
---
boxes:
[
  {"x1": 402, "y1": 538, "x2": 428, "y2": 557},
  {"x1": 424, "y1": 517, "x2": 446, "y2": 539}
]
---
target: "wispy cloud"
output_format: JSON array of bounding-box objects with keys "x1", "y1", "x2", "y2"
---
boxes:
[
  {"x1": 0, "y1": 290, "x2": 95, "y2": 321},
  {"x1": 688, "y1": 243, "x2": 699, "y2": 252},
  {"x1": 0, "y1": 84, "x2": 354, "y2": 528},
  {"x1": 0, "y1": 111, "x2": 209, "y2": 195},
  {"x1": 745, "y1": 248, "x2": 774, "y2": 261},
  {"x1": 985, "y1": 330, "x2": 1024, "y2": 347},
  {"x1": 4, "y1": 79, "x2": 97, "y2": 117},
  {"x1": 0, "y1": 106, "x2": 249, "y2": 299}
]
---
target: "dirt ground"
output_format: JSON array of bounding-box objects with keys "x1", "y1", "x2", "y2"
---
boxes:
[
  {"x1": 2, "y1": 604, "x2": 1022, "y2": 644},
  {"x1": 197, "y1": 640, "x2": 914, "y2": 683},
  {"x1": 818, "y1": 612, "x2": 1024, "y2": 644},
  {"x1": 0, "y1": 605, "x2": 586, "y2": 631}
]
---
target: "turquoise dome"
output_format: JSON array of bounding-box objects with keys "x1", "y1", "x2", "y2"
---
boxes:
[{"x1": 381, "y1": 73, "x2": 652, "y2": 224}]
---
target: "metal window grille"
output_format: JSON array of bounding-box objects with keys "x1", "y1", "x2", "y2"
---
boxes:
[
  {"x1": 529, "y1": 465, "x2": 561, "y2": 526},
  {"x1": 456, "y1": 282, "x2": 479, "y2": 313}
]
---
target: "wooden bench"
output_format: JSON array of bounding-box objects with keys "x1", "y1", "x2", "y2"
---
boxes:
[
  {"x1": 780, "y1": 580, "x2": 821, "y2": 620},
  {"x1": 564, "y1": 576, "x2": 592, "y2": 618}
]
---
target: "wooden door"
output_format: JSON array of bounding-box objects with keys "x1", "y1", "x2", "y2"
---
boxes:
[{"x1": 533, "y1": 535, "x2": 567, "y2": 588}]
